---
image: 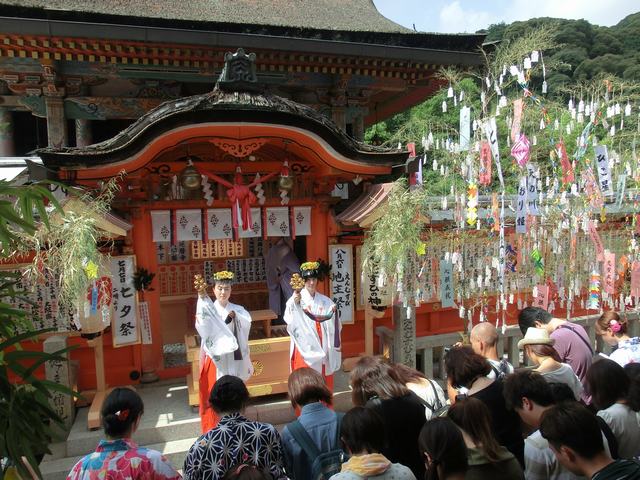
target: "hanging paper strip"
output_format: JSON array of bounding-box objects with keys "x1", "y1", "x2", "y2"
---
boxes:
[
  {"x1": 331, "y1": 183, "x2": 349, "y2": 199},
  {"x1": 150, "y1": 210, "x2": 171, "y2": 242},
  {"x1": 511, "y1": 98, "x2": 524, "y2": 142},
  {"x1": 526, "y1": 164, "x2": 540, "y2": 215},
  {"x1": 207, "y1": 208, "x2": 233, "y2": 240},
  {"x1": 533, "y1": 284, "x2": 550, "y2": 310},
  {"x1": 459, "y1": 106, "x2": 471, "y2": 151},
  {"x1": 479, "y1": 141, "x2": 492, "y2": 185},
  {"x1": 439, "y1": 259, "x2": 455, "y2": 308},
  {"x1": 587, "y1": 270, "x2": 601, "y2": 309},
  {"x1": 583, "y1": 168, "x2": 604, "y2": 209},
  {"x1": 292, "y1": 206, "x2": 312, "y2": 236},
  {"x1": 110, "y1": 256, "x2": 140, "y2": 347},
  {"x1": 175, "y1": 209, "x2": 203, "y2": 241},
  {"x1": 466, "y1": 183, "x2": 478, "y2": 227},
  {"x1": 491, "y1": 193, "x2": 500, "y2": 232},
  {"x1": 631, "y1": 262, "x2": 640, "y2": 299},
  {"x1": 511, "y1": 133, "x2": 531, "y2": 167},
  {"x1": 265, "y1": 207, "x2": 290, "y2": 237},
  {"x1": 531, "y1": 249, "x2": 544, "y2": 277},
  {"x1": 604, "y1": 250, "x2": 616, "y2": 295},
  {"x1": 516, "y1": 176, "x2": 527, "y2": 234},
  {"x1": 588, "y1": 220, "x2": 605, "y2": 262},
  {"x1": 556, "y1": 140, "x2": 574, "y2": 184},
  {"x1": 239, "y1": 208, "x2": 262, "y2": 238},
  {"x1": 594, "y1": 145, "x2": 613, "y2": 196},
  {"x1": 483, "y1": 117, "x2": 504, "y2": 189}
]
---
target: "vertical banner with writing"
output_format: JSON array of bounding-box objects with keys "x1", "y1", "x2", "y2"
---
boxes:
[
  {"x1": 138, "y1": 301, "x2": 153, "y2": 345},
  {"x1": 516, "y1": 176, "x2": 528, "y2": 234},
  {"x1": 356, "y1": 245, "x2": 391, "y2": 310},
  {"x1": 330, "y1": 244, "x2": 354, "y2": 324},
  {"x1": 110, "y1": 256, "x2": 140, "y2": 347},
  {"x1": 604, "y1": 250, "x2": 616, "y2": 295},
  {"x1": 483, "y1": 117, "x2": 504, "y2": 189},
  {"x1": 526, "y1": 164, "x2": 540, "y2": 215},
  {"x1": 439, "y1": 259, "x2": 455, "y2": 308},
  {"x1": 594, "y1": 145, "x2": 613, "y2": 196}
]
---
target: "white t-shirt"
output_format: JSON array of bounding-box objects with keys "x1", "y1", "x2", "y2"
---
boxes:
[
  {"x1": 540, "y1": 363, "x2": 583, "y2": 401},
  {"x1": 406, "y1": 378, "x2": 447, "y2": 420},
  {"x1": 598, "y1": 402, "x2": 640, "y2": 459}
]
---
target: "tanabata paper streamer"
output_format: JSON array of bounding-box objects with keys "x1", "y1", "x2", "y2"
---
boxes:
[
  {"x1": 587, "y1": 270, "x2": 601, "y2": 310},
  {"x1": 511, "y1": 134, "x2": 531, "y2": 167},
  {"x1": 466, "y1": 183, "x2": 478, "y2": 227},
  {"x1": 531, "y1": 249, "x2": 544, "y2": 277},
  {"x1": 511, "y1": 99, "x2": 524, "y2": 142},
  {"x1": 479, "y1": 141, "x2": 492, "y2": 185},
  {"x1": 604, "y1": 250, "x2": 616, "y2": 295}
]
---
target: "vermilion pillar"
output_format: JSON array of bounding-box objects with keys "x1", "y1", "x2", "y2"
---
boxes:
[{"x1": 129, "y1": 207, "x2": 163, "y2": 382}]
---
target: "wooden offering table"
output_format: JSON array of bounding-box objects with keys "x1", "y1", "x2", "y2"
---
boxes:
[{"x1": 185, "y1": 308, "x2": 291, "y2": 406}]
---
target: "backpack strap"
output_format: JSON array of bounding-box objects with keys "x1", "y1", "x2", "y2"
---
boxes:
[
  {"x1": 596, "y1": 416, "x2": 619, "y2": 460},
  {"x1": 558, "y1": 324, "x2": 594, "y2": 354},
  {"x1": 288, "y1": 420, "x2": 321, "y2": 459}
]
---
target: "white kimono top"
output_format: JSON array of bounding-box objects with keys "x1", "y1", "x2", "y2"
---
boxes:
[
  {"x1": 283, "y1": 287, "x2": 341, "y2": 375},
  {"x1": 195, "y1": 295, "x2": 253, "y2": 381}
]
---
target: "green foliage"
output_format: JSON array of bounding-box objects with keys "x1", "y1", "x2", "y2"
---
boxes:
[{"x1": 0, "y1": 181, "x2": 81, "y2": 478}]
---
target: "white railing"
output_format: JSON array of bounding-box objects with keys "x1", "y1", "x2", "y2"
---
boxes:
[{"x1": 376, "y1": 311, "x2": 640, "y2": 379}]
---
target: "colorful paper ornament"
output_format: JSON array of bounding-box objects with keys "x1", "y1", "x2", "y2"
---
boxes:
[{"x1": 511, "y1": 134, "x2": 531, "y2": 167}]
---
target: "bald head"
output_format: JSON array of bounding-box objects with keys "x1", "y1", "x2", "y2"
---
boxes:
[{"x1": 470, "y1": 322, "x2": 499, "y2": 358}]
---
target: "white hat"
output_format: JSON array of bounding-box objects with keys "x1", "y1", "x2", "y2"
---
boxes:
[{"x1": 518, "y1": 327, "x2": 555, "y2": 349}]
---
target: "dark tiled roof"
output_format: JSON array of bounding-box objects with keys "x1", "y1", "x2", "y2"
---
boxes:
[
  {"x1": 38, "y1": 87, "x2": 407, "y2": 168},
  {"x1": 2, "y1": 0, "x2": 411, "y2": 33}
]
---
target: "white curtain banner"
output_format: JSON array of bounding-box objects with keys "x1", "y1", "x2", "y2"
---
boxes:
[
  {"x1": 239, "y1": 208, "x2": 262, "y2": 238},
  {"x1": 176, "y1": 209, "x2": 202, "y2": 241},
  {"x1": 265, "y1": 207, "x2": 290, "y2": 237},
  {"x1": 150, "y1": 210, "x2": 171, "y2": 243},
  {"x1": 207, "y1": 208, "x2": 233, "y2": 240},
  {"x1": 292, "y1": 206, "x2": 312, "y2": 236},
  {"x1": 110, "y1": 256, "x2": 140, "y2": 347}
]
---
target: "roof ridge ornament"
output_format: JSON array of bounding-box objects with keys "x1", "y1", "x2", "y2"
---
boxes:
[{"x1": 215, "y1": 48, "x2": 260, "y2": 93}]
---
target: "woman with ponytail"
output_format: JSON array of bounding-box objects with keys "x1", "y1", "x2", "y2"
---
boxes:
[{"x1": 67, "y1": 388, "x2": 181, "y2": 479}]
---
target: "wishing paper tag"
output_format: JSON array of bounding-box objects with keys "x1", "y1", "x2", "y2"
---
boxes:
[
  {"x1": 604, "y1": 250, "x2": 616, "y2": 295},
  {"x1": 533, "y1": 284, "x2": 549, "y2": 310},
  {"x1": 511, "y1": 99, "x2": 524, "y2": 142},
  {"x1": 483, "y1": 117, "x2": 504, "y2": 189},
  {"x1": 516, "y1": 176, "x2": 527, "y2": 234},
  {"x1": 588, "y1": 220, "x2": 605, "y2": 261},
  {"x1": 479, "y1": 141, "x2": 492, "y2": 185},
  {"x1": 556, "y1": 140, "x2": 574, "y2": 184}
]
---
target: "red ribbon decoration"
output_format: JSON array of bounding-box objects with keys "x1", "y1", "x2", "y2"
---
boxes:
[
  {"x1": 556, "y1": 140, "x2": 574, "y2": 184},
  {"x1": 196, "y1": 166, "x2": 281, "y2": 239}
]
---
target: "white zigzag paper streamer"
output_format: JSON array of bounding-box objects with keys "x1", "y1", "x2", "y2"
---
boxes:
[
  {"x1": 280, "y1": 189, "x2": 289, "y2": 205},
  {"x1": 254, "y1": 173, "x2": 266, "y2": 205},
  {"x1": 201, "y1": 174, "x2": 214, "y2": 206}
]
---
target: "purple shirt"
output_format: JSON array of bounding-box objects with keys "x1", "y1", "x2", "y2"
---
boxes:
[{"x1": 550, "y1": 322, "x2": 593, "y2": 402}]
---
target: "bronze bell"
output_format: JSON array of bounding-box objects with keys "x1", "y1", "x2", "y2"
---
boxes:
[
  {"x1": 278, "y1": 174, "x2": 294, "y2": 191},
  {"x1": 180, "y1": 165, "x2": 201, "y2": 190}
]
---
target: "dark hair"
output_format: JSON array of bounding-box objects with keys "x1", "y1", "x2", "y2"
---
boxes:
[
  {"x1": 502, "y1": 369, "x2": 555, "y2": 410},
  {"x1": 526, "y1": 344, "x2": 562, "y2": 362},
  {"x1": 540, "y1": 402, "x2": 604, "y2": 459},
  {"x1": 392, "y1": 363, "x2": 427, "y2": 384},
  {"x1": 101, "y1": 387, "x2": 144, "y2": 438},
  {"x1": 222, "y1": 464, "x2": 274, "y2": 480},
  {"x1": 340, "y1": 406, "x2": 386, "y2": 454},
  {"x1": 444, "y1": 346, "x2": 491, "y2": 389},
  {"x1": 547, "y1": 382, "x2": 577, "y2": 403},
  {"x1": 625, "y1": 363, "x2": 640, "y2": 411},
  {"x1": 596, "y1": 311, "x2": 628, "y2": 337},
  {"x1": 587, "y1": 359, "x2": 630, "y2": 411},
  {"x1": 448, "y1": 397, "x2": 502, "y2": 463},
  {"x1": 210, "y1": 375, "x2": 250, "y2": 414},
  {"x1": 350, "y1": 356, "x2": 409, "y2": 406},
  {"x1": 419, "y1": 417, "x2": 468, "y2": 480},
  {"x1": 288, "y1": 367, "x2": 332, "y2": 409},
  {"x1": 518, "y1": 307, "x2": 552, "y2": 335}
]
